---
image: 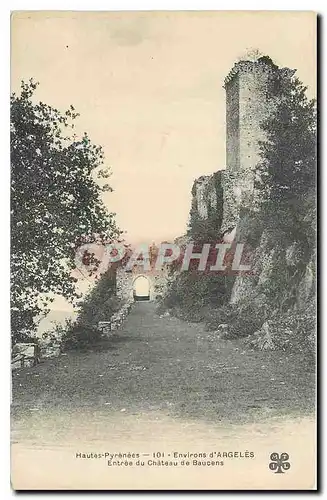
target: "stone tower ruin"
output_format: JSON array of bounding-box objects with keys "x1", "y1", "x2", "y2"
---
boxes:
[{"x1": 221, "y1": 55, "x2": 279, "y2": 234}]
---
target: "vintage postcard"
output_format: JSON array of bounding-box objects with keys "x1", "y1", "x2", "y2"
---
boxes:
[{"x1": 11, "y1": 10, "x2": 317, "y2": 490}]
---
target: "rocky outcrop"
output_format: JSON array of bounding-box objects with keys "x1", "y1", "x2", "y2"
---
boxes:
[
  {"x1": 167, "y1": 53, "x2": 316, "y2": 352},
  {"x1": 228, "y1": 215, "x2": 316, "y2": 351}
]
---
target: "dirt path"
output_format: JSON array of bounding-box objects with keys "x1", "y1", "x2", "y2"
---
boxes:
[
  {"x1": 11, "y1": 302, "x2": 316, "y2": 489},
  {"x1": 12, "y1": 302, "x2": 314, "y2": 434}
]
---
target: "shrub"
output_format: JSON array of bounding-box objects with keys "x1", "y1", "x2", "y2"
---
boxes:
[
  {"x1": 42, "y1": 318, "x2": 104, "y2": 352},
  {"x1": 205, "y1": 303, "x2": 239, "y2": 331},
  {"x1": 61, "y1": 323, "x2": 103, "y2": 351},
  {"x1": 205, "y1": 297, "x2": 268, "y2": 338},
  {"x1": 78, "y1": 294, "x2": 122, "y2": 328},
  {"x1": 229, "y1": 302, "x2": 267, "y2": 338},
  {"x1": 161, "y1": 271, "x2": 231, "y2": 321},
  {"x1": 247, "y1": 300, "x2": 316, "y2": 354}
]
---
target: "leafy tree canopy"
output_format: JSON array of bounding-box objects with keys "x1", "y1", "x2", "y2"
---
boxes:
[
  {"x1": 11, "y1": 80, "x2": 121, "y2": 340},
  {"x1": 255, "y1": 67, "x2": 316, "y2": 243}
]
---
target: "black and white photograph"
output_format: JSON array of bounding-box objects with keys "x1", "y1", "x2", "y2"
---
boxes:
[{"x1": 10, "y1": 10, "x2": 317, "y2": 490}]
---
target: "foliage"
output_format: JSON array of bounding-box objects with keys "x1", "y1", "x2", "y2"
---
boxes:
[
  {"x1": 224, "y1": 67, "x2": 317, "y2": 343},
  {"x1": 11, "y1": 80, "x2": 120, "y2": 341},
  {"x1": 42, "y1": 318, "x2": 103, "y2": 351},
  {"x1": 241, "y1": 67, "x2": 317, "y2": 319},
  {"x1": 205, "y1": 297, "x2": 267, "y2": 338},
  {"x1": 61, "y1": 324, "x2": 104, "y2": 351},
  {"x1": 76, "y1": 269, "x2": 122, "y2": 328},
  {"x1": 41, "y1": 318, "x2": 75, "y2": 349},
  {"x1": 161, "y1": 271, "x2": 232, "y2": 322},
  {"x1": 229, "y1": 302, "x2": 267, "y2": 338},
  {"x1": 168, "y1": 66, "x2": 316, "y2": 351},
  {"x1": 255, "y1": 67, "x2": 316, "y2": 245},
  {"x1": 205, "y1": 302, "x2": 239, "y2": 331},
  {"x1": 246, "y1": 301, "x2": 316, "y2": 354},
  {"x1": 42, "y1": 270, "x2": 123, "y2": 350}
]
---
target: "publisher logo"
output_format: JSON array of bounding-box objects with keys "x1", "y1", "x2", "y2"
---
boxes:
[{"x1": 269, "y1": 452, "x2": 291, "y2": 473}]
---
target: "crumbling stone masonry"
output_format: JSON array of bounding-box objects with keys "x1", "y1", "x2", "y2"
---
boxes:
[
  {"x1": 190, "y1": 56, "x2": 279, "y2": 236},
  {"x1": 116, "y1": 264, "x2": 169, "y2": 302},
  {"x1": 221, "y1": 57, "x2": 279, "y2": 233}
]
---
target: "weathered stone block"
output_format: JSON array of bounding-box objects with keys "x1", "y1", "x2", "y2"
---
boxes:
[
  {"x1": 11, "y1": 342, "x2": 41, "y2": 369},
  {"x1": 13, "y1": 342, "x2": 37, "y2": 358},
  {"x1": 41, "y1": 345, "x2": 61, "y2": 358},
  {"x1": 98, "y1": 321, "x2": 111, "y2": 333},
  {"x1": 23, "y1": 357, "x2": 35, "y2": 368},
  {"x1": 11, "y1": 358, "x2": 23, "y2": 370}
]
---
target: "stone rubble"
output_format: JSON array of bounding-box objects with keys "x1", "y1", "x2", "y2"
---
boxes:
[{"x1": 11, "y1": 342, "x2": 40, "y2": 370}]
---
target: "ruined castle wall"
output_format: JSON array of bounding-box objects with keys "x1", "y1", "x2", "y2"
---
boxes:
[
  {"x1": 194, "y1": 175, "x2": 217, "y2": 220},
  {"x1": 194, "y1": 176, "x2": 210, "y2": 219},
  {"x1": 116, "y1": 268, "x2": 134, "y2": 300},
  {"x1": 192, "y1": 172, "x2": 223, "y2": 223},
  {"x1": 116, "y1": 265, "x2": 169, "y2": 301}
]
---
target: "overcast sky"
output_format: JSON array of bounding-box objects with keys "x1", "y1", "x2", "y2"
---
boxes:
[{"x1": 11, "y1": 11, "x2": 316, "y2": 245}]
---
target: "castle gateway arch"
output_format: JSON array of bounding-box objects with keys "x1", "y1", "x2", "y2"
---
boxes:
[{"x1": 133, "y1": 275, "x2": 150, "y2": 301}]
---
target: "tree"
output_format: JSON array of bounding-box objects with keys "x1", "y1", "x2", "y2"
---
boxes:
[
  {"x1": 255, "y1": 67, "x2": 316, "y2": 244},
  {"x1": 11, "y1": 80, "x2": 121, "y2": 341},
  {"x1": 76, "y1": 268, "x2": 119, "y2": 329},
  {"x1": 246, "y1": 66, "x2": 317, "y2": 318}
]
